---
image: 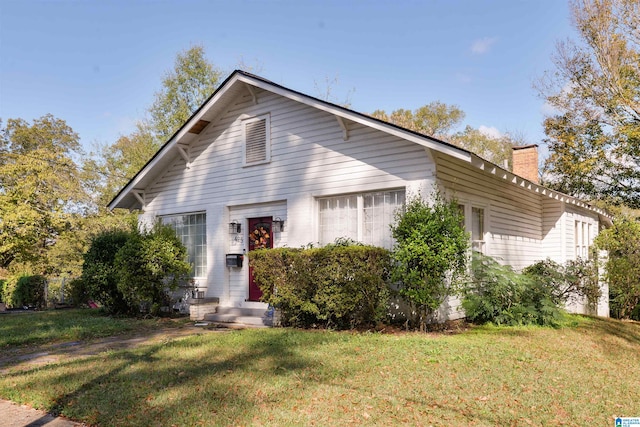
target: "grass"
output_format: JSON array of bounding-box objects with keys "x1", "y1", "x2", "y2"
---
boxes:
[
  {"x1": 0, "y1": 312, "x2": 639, "y2": 426},
  {"x1": 0, "y1": 309, "x2": 188, "y2": 349}
]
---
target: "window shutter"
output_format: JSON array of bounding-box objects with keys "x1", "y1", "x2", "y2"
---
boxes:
[{"x1": 245, "y1": 118, "x2": 267, "y2": 164}]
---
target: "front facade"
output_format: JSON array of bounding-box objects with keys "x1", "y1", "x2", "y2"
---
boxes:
[{"x1": 110, "y1": 71, "x2": 610, "y2": 320}]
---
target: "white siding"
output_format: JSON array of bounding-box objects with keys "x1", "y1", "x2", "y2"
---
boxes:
[
  {"x1": 542, "y1": 198, "x2": 565, "y2": 262},
  {"x1": 436, "y1": 153, "x2": 542, "y2": 270},
  {"x1": 141, "y1": 89, "x2": 437, "y2": 306}
]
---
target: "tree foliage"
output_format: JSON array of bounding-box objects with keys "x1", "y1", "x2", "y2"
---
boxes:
[
  {"x1": 148, "y1": 45, "x2": 223, "y2": 142},
  {"x1": 0, "y1": 115, "x2": 88, "y2": 274},
  {"x1": 539, "y1": 0, "x2": 640, "y2": 207},
  {"x1": 371, "y1": 101, "x2": 465, "y2": 139},
  {"x1": 371, "y1": 102, "x2": 519, "y2": 166},
  {"x1": 595, "y1": 217, "x2": 640, "y2": 319},
  {"x1": 391, "y1": 193, "x2": 469, "y2": 330},
  {"x1": 85, "y1": 123, "x2": 159, "y2": 206}
]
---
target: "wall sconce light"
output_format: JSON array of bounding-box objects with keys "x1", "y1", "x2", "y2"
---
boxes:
[
  {"x1": 273, "y1": 217, "x2": 285, "y2": 232},
  {"x1": 229, "y1": 220, "x2": 242, "y2": 234}
]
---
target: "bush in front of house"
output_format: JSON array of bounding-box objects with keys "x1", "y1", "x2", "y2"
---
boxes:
[
  {"x1": 463, "y1": 253, "x2": 601, "y2": 327},
  {"x1": 114, "y1": 223, "x2": 191, "y2": 315},
  {"x1": 523, "y1": 258, "x2": 600, "y2": 310},
  {"x1": 80, "y1": 222, "x2": 190, "y2": 315},
  {"x1": 81, "y1": 229, "x2": 131, "y2": 314},
  {"x1": 462, "y1": 253, "x2": 559, "y2": 326},
  {"x1": 251, "y1": 241, "x2": 391, "y2": 329},
  {"x1": 390, "y1": 193, "x2": 469, "y2": 330}
]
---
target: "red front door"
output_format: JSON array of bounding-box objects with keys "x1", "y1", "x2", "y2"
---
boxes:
[{"x1": 248, "y1": 217, "x2": 273, "y2": 301}]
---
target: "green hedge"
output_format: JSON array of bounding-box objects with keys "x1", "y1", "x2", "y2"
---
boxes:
[{"x1": 250, "y1": 243, "x2": 391, "y2": 329}]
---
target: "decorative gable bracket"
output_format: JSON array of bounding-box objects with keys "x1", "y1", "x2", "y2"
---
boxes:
[
  {"x1": 132, "y1": 190, "x2": 145, "y2": 209},
  {"x1": 335, "y1": 116, "x2": 349, "y2": 141},
  {"x1": 245, "y1": 83, "x2": 258, "y2": 105},
  {"x1": 177, "y1": 143, "x2": 191, "y2": 168}
]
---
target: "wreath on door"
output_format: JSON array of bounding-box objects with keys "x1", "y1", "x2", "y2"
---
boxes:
[{"x1": 251, "y1": 226, "x2": 270, "y2": 249}]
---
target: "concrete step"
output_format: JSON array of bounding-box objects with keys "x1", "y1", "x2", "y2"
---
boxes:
[
  {"x1": 203, "y1": 307, "x2": 275, "y2": 327},
  {"x1": 214, "y1": 307, "x2": 268, "y2": 317}
]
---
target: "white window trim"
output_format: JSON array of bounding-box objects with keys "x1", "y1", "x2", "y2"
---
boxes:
[
  {"x1": 458, "y1": 199, "x2": 489, "y2": 255},
  {"x1": 242, "y1": 114, "x2": 271, "y2": 167}
]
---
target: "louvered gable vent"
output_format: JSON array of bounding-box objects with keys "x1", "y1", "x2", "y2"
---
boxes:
[{"x1": 245, "y1": 118, "x2": 268, "y2": 164}]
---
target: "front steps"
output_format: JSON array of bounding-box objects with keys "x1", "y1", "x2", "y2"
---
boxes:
[{"x1": 203, "y1": 307, "x2": 275, "y2": 327}]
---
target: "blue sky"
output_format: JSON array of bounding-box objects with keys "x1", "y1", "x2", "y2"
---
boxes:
[{"x1": 0, "y1": 0, "x2": 574, "y2": 157}]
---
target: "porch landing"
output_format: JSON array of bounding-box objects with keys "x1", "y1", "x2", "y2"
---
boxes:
[{"x1": 203, "y1": 307, "x2": 275, "y2": 327}]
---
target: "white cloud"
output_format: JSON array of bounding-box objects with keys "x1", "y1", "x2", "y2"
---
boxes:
[
  {"x1": 478, "y1": 125, "x2": 503, "y2": 139},
  {"x1": 471, "y1": 37, "x2": 498, "y2": 55}
]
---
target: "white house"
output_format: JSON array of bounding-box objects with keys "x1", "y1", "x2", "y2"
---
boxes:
[{"x1": 109, "y1": 70, "x2": 610, "y2": 321}]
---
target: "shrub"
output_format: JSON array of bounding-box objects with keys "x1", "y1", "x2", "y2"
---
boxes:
[
  {"x1": 81, "y1": 229, "x2": 131, "y2": 314},
  {"x1": 463, "y1": 254, "x2": 564, "y2": 327},
  {"x1": 523, "y1": 258, "x2": 600, "y2": 309},
  {"x1": 251, "y1": 242, "x2": 391, "y2": 329},
  {"x1": 67, "y1": 277, "x2": 90, "y2": 307},
  {"x1": 114, "y1": 223, "x2": 191, "y2": 313},
  {"x1": 391, "y1": 193, "x2": 469, "y2": 330},
  {"x1": 80, "y1": 222, "x2": 190, "y2": 315},
  {"x1": 8, "y1": 275, "x2": 47, "y2": 309}
]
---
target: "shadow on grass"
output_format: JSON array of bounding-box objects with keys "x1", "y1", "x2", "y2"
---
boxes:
[
  {"x1": 577, "y1": 316, "x2": 640, "y2": 347},
  {"x1": 2, "y1": 329, "x2": 330, "y2": 426}
]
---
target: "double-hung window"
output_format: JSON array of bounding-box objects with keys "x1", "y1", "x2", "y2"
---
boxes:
[
  {"x1": 574, "y1": 220, "x2": 591, "y2": 259},
  {"x1": 318, "y1": 189, "x2": 405, "y2": 249},
  {"x1": 161, "y1": 212, "x2": 207, "y2": 277},
  {"x1": 458, "y1": 203, "x2": 486, "y2": 253}
]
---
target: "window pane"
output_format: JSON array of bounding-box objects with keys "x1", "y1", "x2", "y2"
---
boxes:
[
  {"x1": 161, "y1": 213, "x2": 207, "y2": 277},
  {"x1": 471, "y1": 207, "x2": 484, "y2": 242},
  {"x1": 319, "y1": 195, "x2": 358, "y2": 244},
  {"x1": 319, "y1": 189, "x2": 404, "y2": 249},
  {"x1": 363, "y1": 190, "x2": 404, "y2": 248}
]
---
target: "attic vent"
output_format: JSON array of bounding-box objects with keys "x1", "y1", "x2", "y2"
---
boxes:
[
  {"x1": 244, "y1": 115, "x2": 270, "y2": 165},
  {"x1": 188, "y1": 119, "x2": 210, "y2": 134}
]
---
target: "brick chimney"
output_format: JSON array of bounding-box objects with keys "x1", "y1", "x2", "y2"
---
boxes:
[{"x1": 512, "y1": 144, "x2": 539, "y2": 184}]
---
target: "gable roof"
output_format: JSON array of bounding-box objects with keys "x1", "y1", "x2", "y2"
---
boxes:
[{"x1": 108, "y1": 70, "x2": 611, "y2": 225}]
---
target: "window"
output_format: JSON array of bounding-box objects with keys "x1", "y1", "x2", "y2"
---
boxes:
[
  {"x1": 471, "y1": 207, "x2": 485, "y2": 253},
  {"x1": 575, "y1": 220, "x2": 591, "y2": 259},
  {"x1": 459, "y1": 203, "x2": 486, "y2": 253},
  {"x1": 161, "y1": 213, "x2": 207, "y2": 277},
  {"x1": 243, "y1": 115, "x2": 270, "y2": 165},
  {"x1": 318, "y1": 190, "x2": 405, "y2": 248}
]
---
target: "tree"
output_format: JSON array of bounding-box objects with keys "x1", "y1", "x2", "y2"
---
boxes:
[
  {"x1": 451, "y1": 125, "x2": 515, "y2": 167},
  {"x1": 371, "y1": 101, "x2": 465, "y2": 139},
  {"x1": 85, "y1": 122, "x2": 158, "y2": 206},
  {"x1": 539, "y1": 0, "x2": 640, "y2": 207},
  {"x1": 148, "y1": 45, "x2": 223, "y2": 141},
  {"x1": 595, "y1": 217, "x2": 640, "y2": 319},
  {"x1": 0, "y1": 115, "x2": 88, "y2": 274},
  {"x1": 391, "y1": 193, "x2": 469, "y2": 330},
  {"x1": 371, "y1": 102, "x2": 518, "y2": 166}
]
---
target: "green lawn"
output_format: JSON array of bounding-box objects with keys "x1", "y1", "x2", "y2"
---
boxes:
[
  {"x1": 0, "y1": 311, "x2": 638, "y2": 426},
  {"x1": 0, "y1": 309, "x2": 188, "y2": 349}
]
